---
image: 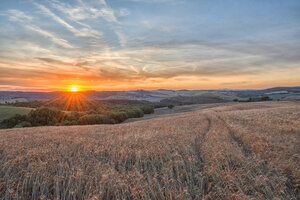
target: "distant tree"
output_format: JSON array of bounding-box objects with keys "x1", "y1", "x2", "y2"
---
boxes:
[
  {"x1": 247, "y1": 97, "x2": 256, "y2": 102},
  {"x1": 62, "y1": 120, "x2": 78, "y2": 126},
  {"x1": 107, "y1": 112, "x2": 128, "y2": 123},
  {"x1": 153, "y1": 104, "x2": 166, "y2": 109},
  {"x1": 168, "y1": 105, "x2": 175, "y2": 109},
  {"x1": 233, "y1": 98, "x2": 239, "y2": 102},
  {"x1": 0, "y1": 114, "x2": 28, "y2": 129},
  {"x1": 141, "y1": 105, "x2": 154, "y2": 114},
  {"x1": 14, "y1": 121, "x2": 31, "y2": 128},
  {"x1": 28, "y1": 107, "x2": 62, "y2": 126},
  {"x1": 88, "y1": 110, "x2": 98, "y2": 115},
  {"x1": 260, "y1": 96, "x2": 271, "y2": 101},
  {"x1": 126, "y1": 107, "x2": 144, "y2": 118},
  {"x1": 79, "y1": 114, "x2": 115, "y2": 125}
]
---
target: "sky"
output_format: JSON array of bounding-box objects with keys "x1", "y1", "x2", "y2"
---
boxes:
[{"x1": 0, "y1": 0, "x2": 300, "y2": 91}]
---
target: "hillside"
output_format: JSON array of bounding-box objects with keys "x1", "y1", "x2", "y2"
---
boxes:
[
  {"x1": 1, "y1": 86, "x2": 300, "y2": 103},
  {"x1": 0, "y1": 101, "x2": 299, "y2": 199},
  {"x1": 0, "y1": 106, "x2": 33, "y2": 122}
]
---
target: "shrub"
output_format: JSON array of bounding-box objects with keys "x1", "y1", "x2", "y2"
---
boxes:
[
  {"x1": 88, "y1": 110, "x2": 98, "y2": 115},
  {"x1": 141, "y1": 105, "x2": 155, "y2": 114},
  {"x1": 20, "y1": 121, "x2": 31, "y2": 127},
  {"x1": 65, "y1": 112, "x2": 80, "y2": 122},
  {"x1": 126, "y1": 107, "x2": 144, "y2": 118},
  {"x1": 14, "y1": 121, "x2": 31, "y2": 128},
  {"x1": 79, "y1": 114, "x2": 113, "y2": 125},
  {"x1": 0, "y1": 114, "x2": 28, "y2": 129},
  {"x1": 28, "y1": 107, "x2": 62, "y2": 126},
  {"x1": 154, "y1": 104, "x2": 166, "y2": 109},
  {"x1": 168, "y1": 105, "x2": 175, "y2": 109},
  {"x1": 260, "y1": 96, "x2": 271, "y2": 101},
  {"x1": 108, "y1": 111, "x2": 129, "y2": 123}
]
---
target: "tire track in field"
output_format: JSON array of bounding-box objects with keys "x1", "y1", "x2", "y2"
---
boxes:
[
  {"x1": 215, "y1": 113, "x2": 252, "y2": 157},
  {"x1": 190, "y1": 114, "x2": 211, "y2": 198},
  {"x1": 215, "y1": 112, "x2": 299, "y2": 198},
  {"x1": 193, "y1": 114, "x2": 211, "y2": 166},
  {"x1": 218, "y1": 113, "x2": 300, "y2": 198}
]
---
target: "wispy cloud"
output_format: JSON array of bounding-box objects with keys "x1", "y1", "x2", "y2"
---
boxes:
[
  {"x1": 48, "y1": 0, "x2": 119, "y2": 23},
  {"x1": 118, "y1": 8, "x2": 130, "y2": 17},
  {"x1": 34, "y1": 2, "x2": 102, "y2": 38},
  {"x1": 6, "y1": 9, "x2": 33, "y2": 22},
  {"x1": 116, "y1": 31, "x2": 127, "y2": 47},
  {"x1": 27, "y1": 25, "x2": 75, "y2": 48},
  {"x1": 5, "y1": 9, "x2": 74, "y2": 49}
]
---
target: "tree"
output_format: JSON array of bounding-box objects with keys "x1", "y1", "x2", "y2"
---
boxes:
[
  {"x1": 79, "y1": 114, "x2": 113, "y2": 125},
  {"x1": 168, "y1": 105, "x2": 174, "y2": 109},
  {"x1": 14, "y1": 121, "x2": 31, "y2": 128},
  {"x1": 260, "y1": 96, "x2": 271, "y2": 101},
  {"x1": 141, "y1": 105, "x2": 155, "y2": 114},
  {"x1": 28, "y1": 107, "x2": 62, "y2": 126},
  {"x1": 0, "y1": 114, "x2": 28, "y2": 129}
]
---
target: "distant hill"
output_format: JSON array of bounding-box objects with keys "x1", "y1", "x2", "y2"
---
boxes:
[
  {"x1": 0, "y1": 86, "x2": 299, "y2": 104},
  {"x1": 160, "y1": 95, "x2": 230, "y2": 105}
]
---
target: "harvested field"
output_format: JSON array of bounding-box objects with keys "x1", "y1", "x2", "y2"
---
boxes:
[{"x1": 0, "y1": 101, "x2": 299, "y2": 199}]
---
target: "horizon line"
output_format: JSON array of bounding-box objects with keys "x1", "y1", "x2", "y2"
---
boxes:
[{"x1": 0, "y1": 86, "x2": 299, "y2": 93}]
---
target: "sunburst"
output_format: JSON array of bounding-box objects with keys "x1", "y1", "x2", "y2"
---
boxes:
[{"x1": 70, "y1": 86, "x2": 79, "y2": 92}]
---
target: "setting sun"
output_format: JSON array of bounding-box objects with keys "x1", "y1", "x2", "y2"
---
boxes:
[{"x1": 70, "y1": 86, "x2": 79, "y2": 92}]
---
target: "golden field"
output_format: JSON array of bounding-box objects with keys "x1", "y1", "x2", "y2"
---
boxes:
[{"x1": 0, "y1": 101, "x2": 299, "y2": 199}]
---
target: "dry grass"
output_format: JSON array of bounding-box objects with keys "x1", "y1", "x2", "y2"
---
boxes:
[{"x1": 0, "y1": 101, "x2": 299, "y2": 199}]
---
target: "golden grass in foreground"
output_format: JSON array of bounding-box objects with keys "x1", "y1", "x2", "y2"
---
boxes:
[{"x1": 0, "y1": 101, "x2": 299, "y2": 199}]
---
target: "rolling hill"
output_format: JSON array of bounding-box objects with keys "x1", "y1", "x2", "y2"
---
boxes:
[
  {"x1": 0, "y1": 101, "x2": 299, "y2": 199},
  {"x1": 1, "y1": 86, "x2": 299, "y2": 104}
]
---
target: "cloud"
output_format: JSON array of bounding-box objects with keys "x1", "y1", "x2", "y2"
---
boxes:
[
  {"x1": 98, "y1": 7, "x2": 119, "y2": 23},
  {"x1": 48, "y1": 0, "x2": 119, "y2": 23},
  {"x1": 4, "y1": 9, "x2": 75, "y2": 49},
  {"x1": 44, "y1": 0, "x2": 129, "y2": 48},
  {"x1": 36, "y1": 57, "x2": 91, "y2": 71},
  {"x1": 96, "y1": 0, "x2": 107, "y2": 6},
  {"x1": 26, "y1": 25, "x2": 75, "y2": 48},
  {"x1": 6, "y1": 9, "x2": 33, "y2": 22},
  {"x1": 119, "y1": 8, "x2": 130, "y2": 17},
  {"x1": 116, "y1": 31, "x2": 127, "y2": 47},
  {"x1": 34, "y1": 2, "x2": 102, "y2": 38}
]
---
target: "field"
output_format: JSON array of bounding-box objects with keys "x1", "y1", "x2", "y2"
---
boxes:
[
  {"x1": 0, "y1": 101, "x2": 299, "y2": 199},
  {"x1": 124, "y1": 102, "x2": 234, "y2": 123},
  {"x1": 0, "y1": 106, "x2": 33, "y2": 122}
]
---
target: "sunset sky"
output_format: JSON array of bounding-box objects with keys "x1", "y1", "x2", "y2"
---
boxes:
[{"x1": 0, "y1": 0, "x2": 300, "y2": 91}]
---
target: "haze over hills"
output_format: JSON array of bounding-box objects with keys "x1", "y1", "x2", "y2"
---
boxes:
[{"x1": 0, "y1": 86, "x2": 300, "y2": 104}]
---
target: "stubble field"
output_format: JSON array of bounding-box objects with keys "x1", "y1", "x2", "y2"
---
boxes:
[{"x1": 0, "y1": 101, "x2": 299, "y2": 199}]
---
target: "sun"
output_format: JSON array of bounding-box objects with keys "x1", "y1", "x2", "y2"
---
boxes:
[{"x1": 70, "y1": 86, "x2": 79, "y2": 92}]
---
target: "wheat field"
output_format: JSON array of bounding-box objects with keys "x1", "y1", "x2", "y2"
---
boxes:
[{"x1": 0, "y1": 101, "x2": 299, "y2": 199}]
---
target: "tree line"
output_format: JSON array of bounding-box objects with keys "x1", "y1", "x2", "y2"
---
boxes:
[{"x1": 0, "y1": 100, "x2": 164, "y2": 129}]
